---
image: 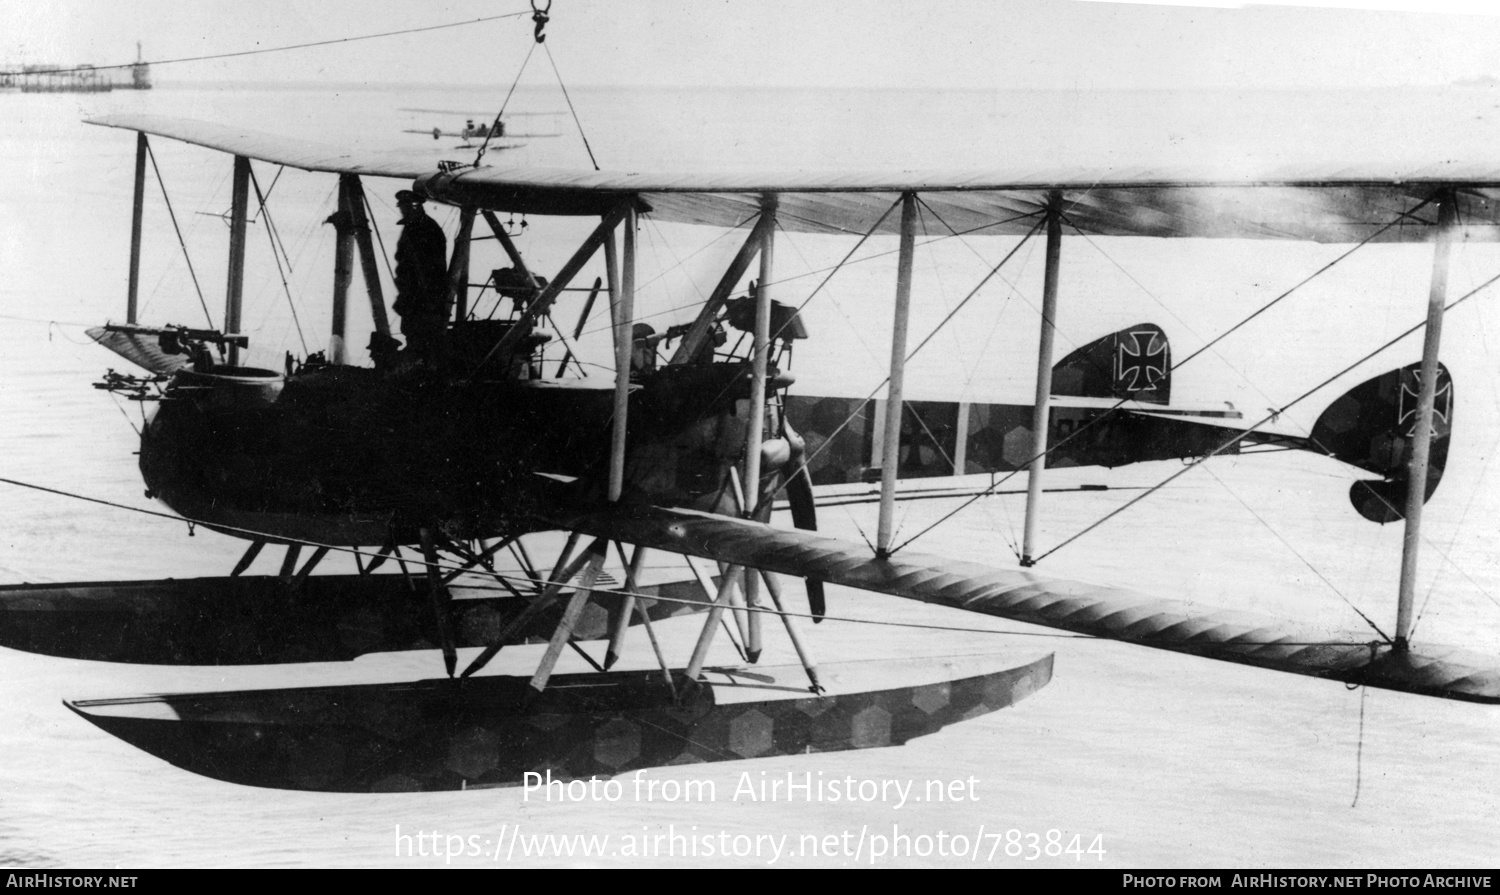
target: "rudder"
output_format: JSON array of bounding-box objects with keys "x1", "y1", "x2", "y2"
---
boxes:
[{"x1": 1309, "y1": 362, "x2": 1453, "y2": 523}]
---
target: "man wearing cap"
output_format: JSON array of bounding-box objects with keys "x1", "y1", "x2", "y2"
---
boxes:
[{"x1": 392, "y1": 189, "x2": 449, "y2": 362}]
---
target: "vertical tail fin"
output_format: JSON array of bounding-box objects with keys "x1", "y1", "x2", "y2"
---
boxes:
[{"x1": 1052, "y1": 323, "x2": 1171, "y2": 405}]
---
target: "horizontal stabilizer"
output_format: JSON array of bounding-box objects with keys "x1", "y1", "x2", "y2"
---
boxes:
[{"x1": 560, "y1": 506, "x2": 1500, "y2": 703}]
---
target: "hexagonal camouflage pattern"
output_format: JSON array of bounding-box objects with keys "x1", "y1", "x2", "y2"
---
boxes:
[{"x1": 69, "y1": 656, "x2": 1052, "y2": 792}]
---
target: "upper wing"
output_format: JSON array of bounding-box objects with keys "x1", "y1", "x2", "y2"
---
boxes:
[
  {"x1": 89, "y1": 113, "x2": 459, "y2": 180},
  {"x1": 88, "y1": 112, "x2": 1500, "y2": 242},
  {"x1": 556, "y1": 504, "x2": 1500, "y2": 704},
  {"x1": 425, "y1": 172, "x2": 1500, "y2": 243}
]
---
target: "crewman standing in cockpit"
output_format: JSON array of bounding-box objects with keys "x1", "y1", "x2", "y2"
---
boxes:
[{"x1": 392, "y1": 189, "x2": 449, "y2": 362}]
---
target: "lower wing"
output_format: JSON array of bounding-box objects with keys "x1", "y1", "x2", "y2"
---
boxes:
[{"x1": 555, "y1": 504, "x2": 1500, "y2": 703}]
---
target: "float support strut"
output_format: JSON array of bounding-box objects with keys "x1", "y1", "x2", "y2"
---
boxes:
[
  {"x1": 759, "y1": 570, "x2": 823, "y2": 693},
  {"x1": 685, "y1": 567, "x2": 743, "y2": 680},
  {"x1": 530, "y1": 541, "x2": 609, "y2": 691},
  {"x1": 460, "y1": 535, "x2": 598, "y2": 678},
  {"x1": 604, "y1": 543, "x2": 646, "y2": 670},
  {"x1": 277, "y1": 544, "x2": 302, "y2": 581},
  {"x1": 229, "y1": 539, "x2": 266, "y2": 578},
  {"x1": 420, "y1": 528, "x2": 457, "y2": 677}
]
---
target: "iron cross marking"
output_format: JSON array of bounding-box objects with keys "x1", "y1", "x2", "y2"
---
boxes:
[
  {"x1": 1115, "y1": 330, "x2": 1168, "y2": 393},
  {"x1": 1397, "y1": 369, "x2": 1453, "y2": 438}
]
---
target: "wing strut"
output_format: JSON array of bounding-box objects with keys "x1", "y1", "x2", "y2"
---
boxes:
[
  {"x1": 342, "y1": 175, "x2": 391, "y2": 339},
  {"x1": 608, "y1": 201, "x2": 635, "y2": 501},
  {"x1": 484, "y1": 206, "x2": 595, "y2": 375},
  {"x1": 447, "y1": 206, "x2": 476, "y2": 323},
  {"x1": 479, "y1": 200, "x2": 631, "y2": 373},
  {"x1": 876, "y1": 192, "x2": 918, "y2": 556},
  {"x1": 126, "y1": 132, "x2": 147, "y2": 324},
  {"x1": 1021, "y1": 191, "x2": 1064, "y2": 566},
  {"x1": 742, "y1": 194, "x2": 778, "y2": 657},
  {"x1": 484, "y1": 210, "x2": 543, "y2": 295},
  {"x1": 1396, "y1": 189, "x2": 1459, "y2": 650},
  {"x1": 669, "y1": 211, "x2": 778, "y2": 364},
  {"x1": 327, "y1": 178, "x2": 355, "y2": 364},
  {"x1": 224, "y1": 156, "x2": 250, "y2": 367}
]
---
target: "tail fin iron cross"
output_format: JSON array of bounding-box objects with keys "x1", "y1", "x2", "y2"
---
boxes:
[
  {"x1": 1116, "y1": 328, "x2": 1169, "y2": 395},
  {"x1": 1398, "y1": 366, "x2": 1454, "y2": 438}
]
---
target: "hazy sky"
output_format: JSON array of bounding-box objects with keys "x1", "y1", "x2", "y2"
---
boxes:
[{"x1": 5, "y1": 0, "x2": 1500, "y2": 90}]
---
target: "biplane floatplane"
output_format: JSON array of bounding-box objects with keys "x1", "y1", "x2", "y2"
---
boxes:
[
  {"x1": 400, "y1": 108, "x2": 564, "y2": 148},
  {"x1": 1, "y1": 101, "x2": 1493, "y2": 792}
]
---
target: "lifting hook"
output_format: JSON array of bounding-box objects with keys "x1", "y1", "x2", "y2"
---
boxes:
[{"x1": 531, "y1": 0, "x2": 551, "y2": 43}]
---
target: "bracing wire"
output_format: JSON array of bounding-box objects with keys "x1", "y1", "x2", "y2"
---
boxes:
[
  {"x1": 1199, "y1": 462, "x2": 1388, "y2": 641},
  {"x1": 247, "y1": 165, "x2": 309, "y2": 354},
  {"x1": 889, "y1": 195, "x2": 1448, "y2": 556},
  {"x1": 0, "y1": 471, "x2": 1416, "y2": 659},
  {"x1": 544, "y1": 43, "x2": 599, "y2": 171},
  {"x1": 769, "y1": 215, "x2": 1048, "y2": 515},
  {"x1": 0, "y1": 11, "x2": 531, "y2": 78},
  {"x1": 1031, "y1": 264, "x2": 1500, "y2": 566},
  {"x1": 1061, "y1": 197, "x2": 1435, "y2": 429},
  {"x1": 362, "y1": 190, "x2": 398, "y2": 284},
  {"x1": 144, "y1": 142, "x2": 216, "y2": 338},
  {"x1": 588, "y1": 205, "x2": 1044, "y2": 354},
  {"x1": 0, "y1": 473, "x2": 1079, "y2": 643},
  {"x1": 636, "y1": 199, "x2": 902, "y2": 438}
]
